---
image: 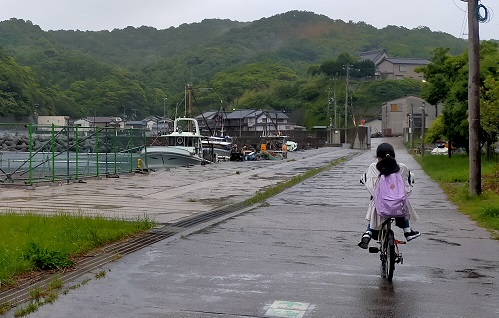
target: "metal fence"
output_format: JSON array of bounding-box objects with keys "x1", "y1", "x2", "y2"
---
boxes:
[{"x1": 0, "y1": 123, "x2": 147, "y2": 186}]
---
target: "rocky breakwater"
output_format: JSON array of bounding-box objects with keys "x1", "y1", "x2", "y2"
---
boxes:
[{"x1": 0, "y1": 133, "x2": 108, "y2": 153}]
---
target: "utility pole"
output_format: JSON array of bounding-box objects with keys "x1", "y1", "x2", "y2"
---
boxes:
[
  {"x1": 333, "y1": 90, "x2": 337, "y2": 128},
  {"x1": 421, "y1": 102, "x2": 426, "y2": 156},
  {"x1": 350, "y1": 96, "x2": 353, "y2": 126},
  {"x1": 410, "y1": 103, "x2": 414, "y2": 151},
  {"x1": 33, "y1": 103, "x2": 39, "y2": 124},
  {"x1": 163, "y1": 97, "x2": 168, "y2": 118},
  {"x1": 333, "y1": 77, "x2": 338, "y2": 130},
  {"x1": 344, "y1": 64, "x2": 351, "y2": 130},
  {"x1": 468, "y1": 0, "x2": 481, "y2": 195},
  {"x1": 326, "y1": 88, "x2": 333, "y2": 143}
]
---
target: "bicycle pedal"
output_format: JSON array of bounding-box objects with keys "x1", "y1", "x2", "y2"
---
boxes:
[{"x1": 368, "y1": 247, "x2": 379, "y2": 253}]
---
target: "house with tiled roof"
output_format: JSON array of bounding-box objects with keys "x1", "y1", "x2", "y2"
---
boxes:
[
  {"x1": 377, "y1": 57, "x2": 430, "y2": 80},
  {"x1": 195, "y1": 110, "x2": 227, "y2": 136},
  {"x1": 358, "y1": 49, "x2": 388, "y2": 67},
  {"x1": 197, "y1": 109, "x2": 296, "y2": 137},
  {"x1": 82, "y1": 116, "x2": 124, "y2": 128},
  {"x1": 359, "y1": 49, "x2": 429, "y2": 80}
]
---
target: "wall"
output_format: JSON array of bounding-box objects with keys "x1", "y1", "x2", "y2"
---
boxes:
[
  {"x1": 377, "y1": 61, "x2": 426, "y2": 80},
  {"x1": 37, "y1": 116, "x2": 69, "y2": 131},
  {"x1": 382, "y1": 96, "x2": 440, "y2": 138}
]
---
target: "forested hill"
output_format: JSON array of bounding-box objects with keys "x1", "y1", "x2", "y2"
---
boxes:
[{"x1": 0, "y1": 11, "x2": 468, "y2": 126}]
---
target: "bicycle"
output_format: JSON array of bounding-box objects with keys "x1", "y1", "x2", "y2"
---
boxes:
[{"x1": 368, "y1": 218, "x2": 406, "y2": 281}]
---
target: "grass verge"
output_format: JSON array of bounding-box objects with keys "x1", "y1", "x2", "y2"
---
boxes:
[
  {"x1": 244, "y1": 157, "x2": 346, "y2": 205},
  {"x1": 415, "y1": 154, "x2": 499, "y2": 238},
  {"x1": 0, "y1": 212, "x2": 154, "y2": 289}
]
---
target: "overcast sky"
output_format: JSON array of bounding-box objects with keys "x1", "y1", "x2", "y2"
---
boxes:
[{"x1": 2, "y1": 0, "x2": 498, "y2": 40}]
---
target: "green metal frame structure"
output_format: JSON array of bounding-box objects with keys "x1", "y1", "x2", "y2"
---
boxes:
[{"x1": 0, "y1": 123, "x2": 147, "y2": 186}]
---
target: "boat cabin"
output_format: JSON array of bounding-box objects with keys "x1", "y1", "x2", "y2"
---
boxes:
[{"x1": 167, "y1": 135, "x2": 202, "y2": 148}]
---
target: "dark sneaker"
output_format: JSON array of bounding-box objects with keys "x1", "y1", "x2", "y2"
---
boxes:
[
  {"x1": 404, "y1": 230, "x2": 421, "y2": 241},
  {"x1": 358, "y1": 232, "x2": 371, "y2": 249}
]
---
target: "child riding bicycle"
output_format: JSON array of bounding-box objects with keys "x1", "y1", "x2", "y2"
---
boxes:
[{"x1": 358, "y1": 142, "x2": 421, "y2": 249}]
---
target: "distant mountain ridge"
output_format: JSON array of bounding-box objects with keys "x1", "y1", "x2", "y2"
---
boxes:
[
  {"x1": 1, "y1": 11, "x2": 467, "y2": 67},
  {"x1": 0, "y1": 11, "x2": 468, "y2": 123}
]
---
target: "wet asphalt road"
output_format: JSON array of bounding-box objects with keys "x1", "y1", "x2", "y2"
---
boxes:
[{"x1": 7, "y1": 137, "x2": 499, "y2": 318}]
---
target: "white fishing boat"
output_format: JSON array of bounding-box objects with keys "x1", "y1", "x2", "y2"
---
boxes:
[
  {"x1": 141, "y1": 117, "x2": 210, "y2": 169},
  {"x1": 202, "y1": 135, "x2": 234, "y2": 161}
]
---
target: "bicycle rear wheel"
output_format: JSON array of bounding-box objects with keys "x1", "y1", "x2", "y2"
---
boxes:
[{"x1": 385, "y1": 229, "x2": 396, "y2": 281}]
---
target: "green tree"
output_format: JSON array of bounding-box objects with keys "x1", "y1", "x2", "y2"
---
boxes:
[
  {"x1": 424, "y1": 115, "x2": 445, "y2": 144},
  {"x1": 420, "y1": 42, "x2": 499, "y2": 155},
  {"x1": 0, "y1": 50, "x2": 41, "y2": 117},
  {"x1": 319, "y1": 53, "x2": 375, "y2": 78},
  {"x1": 481, "y1": 76, "x2": 499, "y2": 157}
]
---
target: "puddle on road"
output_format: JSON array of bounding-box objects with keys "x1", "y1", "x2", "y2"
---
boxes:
[
  {"x1": 455, "y1": 268, "x2": 488, "y2": 278},
  {"x1": 427, "y1": 237, "x2": 461, "y2": 246}
]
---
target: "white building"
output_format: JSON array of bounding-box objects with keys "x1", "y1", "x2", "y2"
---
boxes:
[
  {"x1": 381, "y1": 96, "x2": 441, "y2": 141},
  {"x1": 37, "y1": 116, "x2": 70, "y2": 131}
]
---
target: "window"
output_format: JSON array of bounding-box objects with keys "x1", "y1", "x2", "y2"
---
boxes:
[
  {"x1": 399, "y1": 65, "x2": 407, "y2": 72},
  {"x1": 413, "y1": 116, "x2": 422, "y2": 129}
]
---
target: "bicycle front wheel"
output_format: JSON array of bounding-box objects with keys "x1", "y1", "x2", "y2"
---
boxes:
[{"x1": 385, "y1": 230, "x2": 396, "y2": 281}]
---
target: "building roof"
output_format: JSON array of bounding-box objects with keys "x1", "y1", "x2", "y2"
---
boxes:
[
  {"x1": 225, "y1": 109, "x2": 258, "y2": 119},
  {"x1": 195, "y1": 111, "x2": 221, "y2": 121},
  {"x1": 254, "y1": 110, "x2": 289, "y2": 119},
  {"x1": 125, "y1": 121, "x2": 146, "y2": 126},
  {"x1": 358, "y1": 49, "x2": 388, "y2": 64},
  {"x1": 383, "y1": 58, "x2": 430, "y2": 65},
  {"x1": 143, "y1": 115, "x2": 163, "y2": 122},
  {"x1": 73, "y1": 118, "x2": 91, "y2": 123},
  {"x1": 85, "y1": 116, "x2": 122, "y2": 123}
]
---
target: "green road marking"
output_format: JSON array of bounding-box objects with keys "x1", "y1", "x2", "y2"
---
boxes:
[
  {"x1": 272, "y1": 300, "x2": 310, "y2": 311},
  {"x1": 265, "y1": 300, "x2": 310, "y2": 317},
  {"x1": 265, "y1": 308, "x2": 305, "y2": 318}
]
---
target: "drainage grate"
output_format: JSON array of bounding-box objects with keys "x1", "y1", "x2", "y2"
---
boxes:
[{"x1": 165, "y1": 201, "x2": 250, "y2": 229}]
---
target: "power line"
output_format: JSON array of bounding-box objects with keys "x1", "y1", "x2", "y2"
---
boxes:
[{"x1": 453, "y1": 0, "x2": 466, "y2": 12}]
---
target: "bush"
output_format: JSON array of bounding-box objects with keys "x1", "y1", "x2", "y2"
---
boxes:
[{"x1": 23, "y1": 243, "x2": 74, "y2": 270}]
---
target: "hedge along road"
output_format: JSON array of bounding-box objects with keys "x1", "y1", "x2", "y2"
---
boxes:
[{"x1": 6, "y1": 138, "x2": 499, "y2": 318}]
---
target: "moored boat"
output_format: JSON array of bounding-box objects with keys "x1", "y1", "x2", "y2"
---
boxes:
[
  {"x1": 201, "y1": 135, "x2": 234, "y2": 161},
  {"x1": 141, "y1": 117, "x2": 210, "y2": 169}
]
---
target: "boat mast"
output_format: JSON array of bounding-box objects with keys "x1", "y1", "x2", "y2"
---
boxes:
[
  {"x1": 220, "y1": 100, "x2": 225, "y2": 137},
  {"x1": 187, "y1": 84, "x2": 193, "y2": 131}
]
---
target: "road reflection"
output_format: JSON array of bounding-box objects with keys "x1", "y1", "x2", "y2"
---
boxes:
[{"x1": 360, "y1": 277, "x2": 416, "y2": 318}]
